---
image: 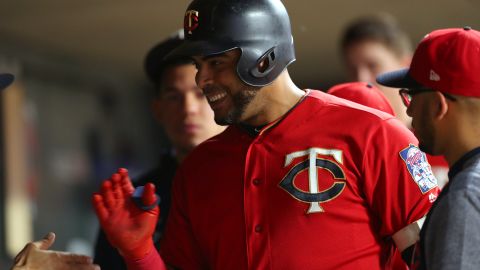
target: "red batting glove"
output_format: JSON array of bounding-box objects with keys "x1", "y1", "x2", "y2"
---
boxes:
[{"x1": 92, "y1": 168, "x2": 159, "y2": 260}]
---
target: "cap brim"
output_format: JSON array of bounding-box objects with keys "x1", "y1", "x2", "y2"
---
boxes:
[
  {"x1": 0, "y1": 73, "x2": 15, "y2": 90},
  {"x1": 164, "y1": 39, "x2": 235, "y2": 61},
  {"x1": 376, "y1": 68, "x2": 423, "y2": 88}
]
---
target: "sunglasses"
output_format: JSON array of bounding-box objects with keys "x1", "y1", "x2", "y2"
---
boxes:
[{"x1": 398, "y1": 88, "x2": 457, "y2": 107}]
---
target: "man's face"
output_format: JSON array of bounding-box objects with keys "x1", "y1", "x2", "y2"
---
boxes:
[
  {"x1": 406, "y1": 92, "x2": 437, "y2": 154},
  {"x1": 154, "y1": 64, "x2": 225, "y2": 154},
  {"x1": 344, "y1": 40, "x2": 412, "y2": 126},
  {"x1": 192, "y1": 49, "x2": 261, "y2": 125}
]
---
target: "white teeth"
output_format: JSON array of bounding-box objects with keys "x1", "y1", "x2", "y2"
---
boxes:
[{"x1": 207, "y1": 93, "x2": 227, "y2": 102}]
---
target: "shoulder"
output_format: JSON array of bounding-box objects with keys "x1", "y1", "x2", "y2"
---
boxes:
[
  {"x1": 304, "y1": 89, "x2": 415, "y2": 140},
  {"x1": 305, "y1": 89, "x2": 397, "y2": 122},
  {"x1": 178, "y1": 126, "x2": 237, "y2": 168}
]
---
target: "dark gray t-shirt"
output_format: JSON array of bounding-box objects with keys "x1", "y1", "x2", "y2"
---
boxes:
[{"x1": 423, "y1": 152, "x2": 480, "y2": 269}]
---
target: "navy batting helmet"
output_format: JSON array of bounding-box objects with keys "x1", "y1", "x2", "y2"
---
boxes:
[{"x1": 167, "y1": 0, "x2": 296, "y2": 87}]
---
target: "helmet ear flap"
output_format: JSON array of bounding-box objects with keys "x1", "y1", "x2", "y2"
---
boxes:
[{"x1": 250, "y1": 47, "x2": 277, "y2": 78}]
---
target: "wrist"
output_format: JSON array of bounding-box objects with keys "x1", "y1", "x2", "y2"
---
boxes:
[{"x1": 119, "y1": 238, "x2": 155, "y2": 261}]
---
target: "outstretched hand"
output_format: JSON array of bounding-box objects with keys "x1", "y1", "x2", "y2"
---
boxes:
[
  {"x1": 11, "y1": 232, "x2": 99, "y2": 270},
  {"x1": 92, "y1": 168, "x2": 159, "y2": 260}
]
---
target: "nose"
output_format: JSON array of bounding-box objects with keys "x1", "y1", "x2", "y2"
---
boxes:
[
  {"x1": 354, "y1": 67, "x2": 375, "y2": 83},
  {"x1": 183, "y1": 91, "x2": 201, "y2": 115}
]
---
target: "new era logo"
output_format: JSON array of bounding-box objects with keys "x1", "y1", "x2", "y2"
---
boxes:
[{"x1": 429, "y1": 70, "x2": 440, "y2": 81}]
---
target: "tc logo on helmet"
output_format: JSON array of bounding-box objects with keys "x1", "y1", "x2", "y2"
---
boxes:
[{"x1": 184, "y1": 10, "x2": 199, "y2": 35}]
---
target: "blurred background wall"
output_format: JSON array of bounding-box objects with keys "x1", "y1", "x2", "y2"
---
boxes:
[{"x1": 0, "y1": 0, "x2": 479, "y2": 267}]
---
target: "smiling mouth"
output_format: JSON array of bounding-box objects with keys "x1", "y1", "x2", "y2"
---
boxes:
[{"x1": 206, "y1": 92, "x2": 227, "y2": 103}]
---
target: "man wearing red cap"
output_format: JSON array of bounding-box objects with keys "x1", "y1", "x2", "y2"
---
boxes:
[{"x1": 378, "y1": 26, "x2": 480, "y2": 270}]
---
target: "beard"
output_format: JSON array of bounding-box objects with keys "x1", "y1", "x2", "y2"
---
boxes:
[
  {"x1": 415, "y1": 105, "x2": 437, "y2": 155},
  {"x1": 215, "y1": 84, "x2": 260, "y2": 125}
]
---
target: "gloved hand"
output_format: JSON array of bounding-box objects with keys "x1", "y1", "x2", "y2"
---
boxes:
[
  {"x1": 92, "y1": 168, "x2": 159, "y2": 260},
  {"x1": 11, "y1": 232, "x2": 99, "y2": 270}
]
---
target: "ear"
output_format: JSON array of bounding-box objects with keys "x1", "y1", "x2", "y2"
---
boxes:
[
  {"x1": 433, "y1": 92, "x2": 449, "y2": 121},
  {"x1": 257, "y1": 56, "x2": 270, "y2": 74},
  {"x1": 151, "y1": 98, "x2": 163, "y2": 124}
]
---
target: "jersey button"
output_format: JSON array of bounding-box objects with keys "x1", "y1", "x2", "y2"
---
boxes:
[
  {"x1": 253, "y1": 179, "x2": 261, "y2": 185},
  {"x1": 255, "y1": 224, "x2": 263, "y2": 233}
]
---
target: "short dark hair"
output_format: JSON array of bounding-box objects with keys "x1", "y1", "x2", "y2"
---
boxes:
[
  {"x1": 144, "y1": 30, "x2": 194, "y2": 93},
  {"x1": 341, "y1": 13, "x2": 412, "y2": 59},
  {"x1": 154, "y1": 57, "x2": 194, "y2": 93}
]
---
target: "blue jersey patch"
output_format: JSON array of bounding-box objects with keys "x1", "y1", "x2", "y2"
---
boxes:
[{"x1": 399, "y1": 144, "x2": 438, "y2": 194}]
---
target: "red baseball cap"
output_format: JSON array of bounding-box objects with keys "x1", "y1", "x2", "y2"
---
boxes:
[
  {"x1": 328, "y1": 82, "x2": 395, "y2": 115},
  {"x1": 377, "y1": 27, "x2": 480, "y2": 97}
]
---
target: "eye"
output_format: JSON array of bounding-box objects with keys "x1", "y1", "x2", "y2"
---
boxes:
[
  {"x1": 162, "y1": 91, "x2": 182, "y2": 102},
  {"x1": 191, "y1": 61, "x2": 200, "y2": 70},
  {"x1": 208, "y1": 59, "x2": 223, "y2": 67}
]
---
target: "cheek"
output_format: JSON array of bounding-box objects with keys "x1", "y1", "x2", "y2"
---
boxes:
[{"x1": 199, "y1": 100, "x2": 216, "y2": 118}]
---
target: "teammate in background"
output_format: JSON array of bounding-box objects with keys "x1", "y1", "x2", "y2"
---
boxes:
[
  {"x1": 328, "y1": 82, "x2": 395, "y2": 115},
  {"x1": 378, "y1": 26, "x2": 480, "y2": 270},
  {"x1": 92, "y1": 0, "x2": 439, "y2": 269},
  {"x1": 340, "y1": 14, "x2": 449, "y2": 187},
  {"x1": 93, "y1": 31, "x2": 225, "y2": 270},
  {"x1": 340, "y1": 13, "x2": 412, "y2": 126},
  {"x1": 1, "y1": 74, "x2": 98, "y2": 270}
]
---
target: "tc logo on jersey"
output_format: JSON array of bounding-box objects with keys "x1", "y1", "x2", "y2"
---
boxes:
[
  {"x1": 279, "y1": 148, "x2": 346, "y2": 214},
  {"x1": 184, "y1": 10, "x2": 199, "y2": 34},
  {"x1": 399, "y1": 144, "x2": 437, "y2": 194}
]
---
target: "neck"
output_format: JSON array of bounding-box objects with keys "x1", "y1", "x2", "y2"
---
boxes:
[
  {"x1": 241, "y1": 71, "x2": 305, "y2": 126},
  {"x1": 174, "y1": 147, "x2": 191, "y2": 163}
]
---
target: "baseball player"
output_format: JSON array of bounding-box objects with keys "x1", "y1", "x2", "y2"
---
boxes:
[
  {"x1": 92, "y1": 0, "x2": 439, "y2": 269},
  {"x1": 377, "y1": 27, "x2": 480, "y2": 270}
]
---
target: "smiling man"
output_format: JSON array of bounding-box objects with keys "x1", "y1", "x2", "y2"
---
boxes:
[{"x1": 92, "y1": 0, "x2": 439, "y2": 269}]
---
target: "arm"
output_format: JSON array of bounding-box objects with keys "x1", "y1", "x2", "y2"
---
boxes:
[
  {"x1": 91, "y1": 168, "x2": 166, "y2": 270},
  {"x1": 424, "y1": 189, "x2": 480, "y2": 270},
  {"x1": 392, "y1": 217, "x2": 424, "y2": 266},
  {"x1": 93, "y1": 229, "x2": 127, "y2": 270},
  {"x1": 11, "y1": 232, "x2": 99, "y2": 270},
  {"x1": 362, "y1": 119, "x2": 439, "y2": 267}
]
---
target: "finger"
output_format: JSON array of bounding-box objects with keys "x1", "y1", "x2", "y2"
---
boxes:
[
  {"x1": 53, "y1": 252, "x2": 94, "y2": 264},
  {"x1": 32, "y1": 232, "x2": 55, "y2": 250},
  {"x1": 74, "y1": 264, "x2": 101, "y2": 270},
  {"x1": 100, "y1": 180, "x2": 116, "y2": 209},
  {"x1": 92, "y1": 193, "x2": 109, "y2": 222},
  {"x1": 118, "y1": 168, "x2": 135, "y2": 195},
  {"x1": 142, "y1": 183, "x2": 157, "y2": 206},
  {"x1": 77, "y1": 265, "x2": 101, "y2": 270},
  {"x1": 110, "y1": 173, "x2": 123, "y2": 201}
]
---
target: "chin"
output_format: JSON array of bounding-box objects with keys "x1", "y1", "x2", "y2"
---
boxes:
[{"x1": 418, "y1": 142, "x2": 436, "y2": 155}]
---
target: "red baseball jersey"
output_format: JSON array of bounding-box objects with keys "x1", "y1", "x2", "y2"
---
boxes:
[{"x1": 158, "y1": 90, "x2": 439, "y2": 269}]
